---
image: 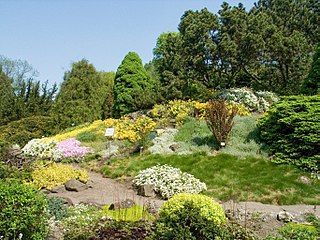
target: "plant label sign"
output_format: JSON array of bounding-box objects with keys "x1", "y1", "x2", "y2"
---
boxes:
[{"x1": 105, "y1": 127, "x2": 115, "y2": 137}]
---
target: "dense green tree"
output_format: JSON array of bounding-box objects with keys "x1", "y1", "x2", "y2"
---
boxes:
[
  {"x1": 113, "y1": 52, "x2": 157, "y2": 117},
  {"x1": 251, "y1": 0, "x2": 317, "y2": 94},
  {"x1": 153, "y1": 32, "x2": 185, "y2": 100},
  {"x1": 53, "y1": 59, "x2": 105, "y2": 128},
  {"x1": 153, "y1": 1, "x2": 318, "y2": 96},
  {"x1": 178, "y1": 8, "x2": 219, "y2": 99},
  {"x1": 0, "y1": 69, "x2": 14, "y2": 126},
  {"x1": 100, "y1": 71, "x2": 115, "y2": 119},
  {"x1": 302, "y1": 45, "x2": 320, "y2": 95}
]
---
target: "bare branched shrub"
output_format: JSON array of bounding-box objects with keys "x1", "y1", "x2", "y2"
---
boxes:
[{"x1": 206, "y1": 100, "x2": 238, "y2": 147}]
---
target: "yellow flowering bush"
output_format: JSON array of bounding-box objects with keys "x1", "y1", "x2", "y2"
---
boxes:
[
  {"x1": 46, "y1": 116, "x2": 156, "y2": 144},
  {"x1": 151, "y1": 100, "x2": 250, "y2": 126},
  {"x1": 27, "y1": 162, "x2": 89, "y2": 190}
]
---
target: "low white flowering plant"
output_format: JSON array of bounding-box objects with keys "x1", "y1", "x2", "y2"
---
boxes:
[
  {"x1": 22, "y1": 139, "x2": 63, "y2": 161},
  {"x1": 213, "y1": 87, "x2": 278, "y2": 112},
  {"x1": 133, "y1": 164, "x2": 207, "y2": 199}
]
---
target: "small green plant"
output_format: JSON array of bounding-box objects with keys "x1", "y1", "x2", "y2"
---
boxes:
[
  {"x1": 47, "y1": 197, "x2": 70, "y2": 221},
  {"x1": 76, "y1": 131, "x2": 97, "y2": 142},
  {"x1": 152, "y1": 193, "x2": 226, "y2": 239},
  {"x1": 264, "y1": 222, "x2": 318, "y2": 240},
  {"x1": 206, "y1": 99, "x2": 238, "y2": 147},
  {"x1": 0, "y1": 181, "x2": 49, "y2": 240},
  {"x1": 100, "y1": 204, "x2": 155, "y2": 221}
]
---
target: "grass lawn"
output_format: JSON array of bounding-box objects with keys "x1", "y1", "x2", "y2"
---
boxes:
[{"x1": 102, "y1": 153, "x2": 320, "y2": 205}]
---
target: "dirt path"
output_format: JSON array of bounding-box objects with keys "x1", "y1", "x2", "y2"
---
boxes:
[{"x1": 47, "y1": 170, "x2": 319, "y2": 237}]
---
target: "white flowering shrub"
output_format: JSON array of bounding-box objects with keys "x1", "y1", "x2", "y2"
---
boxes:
[
  {"x1": 212, "y1": 88, "x2": 278, "y2": 112},
  {"x1": 133, "y1": 164, "x2": 207, "y2": 199},
  {"x1": 22, "y1": 139, "x2": 63, "y2": 161}
]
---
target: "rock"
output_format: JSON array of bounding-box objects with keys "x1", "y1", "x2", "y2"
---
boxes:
[
  {"x1": 65, "y1": 179, "x2": 88, "y2": 192},
  {"x1": 50, "y1": 185, "x2": 66, "y2": 193},
  {"x1": 299, "y1": 176, "x2": 311, "y2": 184},
  {"x1": 79, "y1": 200, "x2": 102, "y2": 208},
  {"x1": 41, "y1": 189, "x2": 52, "y2": 194},
  {"x1": 169, "y1": 143, "x2": 180, "y2": 152},
  {"x1": 47, "y1": 196, "x2": 74, "y2": 206},
  {"x1": 138, "y1": 184, "x2": 156, "y2": 197},
  {"x1": 144, "y1": 200, "x2": 158, "y2": 215},
  {"x1": 277, "y1": 211, "x2": 294, "y2": 222},
  {"x1": 46, "y1": 224, "x2": 64, "y2": 240},
  {"x1": 109, "y1": 199, "x2": 135, "y2": 210}
]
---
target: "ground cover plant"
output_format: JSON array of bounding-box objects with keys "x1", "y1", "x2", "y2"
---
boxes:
[
  {"x1": 133, "y1": 164, "x2": 207, "y2": 199},
  {"x1": 102, "y1": 153, "x2": 320, "y2": 205},
  {"x1": 26, "y1": 162, "x2": 89, "y2": 190}
]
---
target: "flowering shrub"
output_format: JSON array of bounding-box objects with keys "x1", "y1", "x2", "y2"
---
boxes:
[
  {"x1": 27, "y1": 162, "x2": 89, "y2": 190},
  {"x1": 150, "y1": 99, "x2": 250, "y2": 126},
  {"x1": 56, "y1": 138, "x2": 92, "y2": 161},
  {"x1": 22, "y1": 138, "x2": 63, "y2": 161},
  {"x1": 213, "y1": 88, "x2": 278, "y2": 112},
  {"x1": 133, "y1": 164, "x2": 207, "y2": 199},
  {"x1": 47, "y1": 116, "x2": 156, "y2": 143}
]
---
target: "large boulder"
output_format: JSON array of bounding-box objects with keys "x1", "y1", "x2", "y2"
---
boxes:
[{"x1": 64, "y1": 179, "x2": 88, "y2": 192}]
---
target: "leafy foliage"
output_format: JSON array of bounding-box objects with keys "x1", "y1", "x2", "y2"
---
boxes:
[
  {"x1": 47, "y1": 197, "x2": 70, "y2": 221},
  {"x1": 113, "y1": 52, "x2": 157, "y2": 117},
  {"x1": 206, "y1": 99, "x2": 238, "y2": 146},
  {"x1": 0, "y1": 181, "x2": 49, "y2": 240},
  {"x1": 258, "y1": 95, "x2": 320, "y2": 171},
  {"x1": 152, "y1": 193, "x2": 226, "y2": 239},
  {"x1": 0, "y1": 116, "x2": 59, "y2": 147},
  {"x1": 302, "y1": 44, "x2": 320, "y2": 95}
]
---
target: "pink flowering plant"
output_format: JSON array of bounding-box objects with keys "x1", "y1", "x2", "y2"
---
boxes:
[{"x1": 56, "y1": 138, "x2": 92, "y2": 161}]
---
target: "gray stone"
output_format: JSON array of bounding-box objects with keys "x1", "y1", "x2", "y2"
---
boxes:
[
  {"x1": 64, "y1": 179, "x2": 88, "y2": 192},
  {"x1": 144, "y1": 200, "x2": 159, "y2": 215},
  {"x1": 138, "y1": 184, "x2": 156, "y2": 197},
  {"x1": 50, "y1": 185, "x2": 66, "y2": 193},
  {"x1": 109, "y1": 199, "x2": 135, "y2": 210},
  {"x1": 299, "y1": 176, "x2": 311, "y2": 184},
  {"x1": 169, "y1": 143, "x2": 181, "y2": 152},
  {"x1": 277, "y1": 211, "x2": 294, "y2": 222}
]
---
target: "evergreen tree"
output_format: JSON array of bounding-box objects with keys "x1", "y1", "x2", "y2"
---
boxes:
[
  {"x1": 113, "y1": 52, "x2": 157, "y2": 117},
  {"x1": 0, "y1": 69, "x2": 14, "y2": 126},
  {"x1": 302, "y1": 45, "x2": 320, "y2": 95},
  {"x1": 53, "y1": 59, "x2": 105, "y2": 128},
  {"x1": 100, "y1": 71, "x2": 115, "y2": 119}
]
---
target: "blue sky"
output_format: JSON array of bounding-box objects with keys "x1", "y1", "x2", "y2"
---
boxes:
[{"x1": 1, "y1": 0, "x2": 256, "y2": 86}]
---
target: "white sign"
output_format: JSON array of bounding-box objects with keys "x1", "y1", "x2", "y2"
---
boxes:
[{"x1": 105, "y1": 127, "x2": 115, "y2": 137}]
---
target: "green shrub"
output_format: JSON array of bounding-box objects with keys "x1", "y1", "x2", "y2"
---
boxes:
[
  {"x1": 0, "y1": 181, "x2": 49, "y2": 240},
  {"x1": 258, "y1": 95, "x2": 320, "y2": 171},
  {"x1": 0, "y1": 116, "x2": 58, "y2": 147},
  {"x1": 76, "y1": 131, "x2": 97, "y2": 142},
  {"x1": 47, "y1": 197, "x2": 70, "y2": 221},
  {"x1": 152, "y1": 193, "x2": 226, "y2": 239}
]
